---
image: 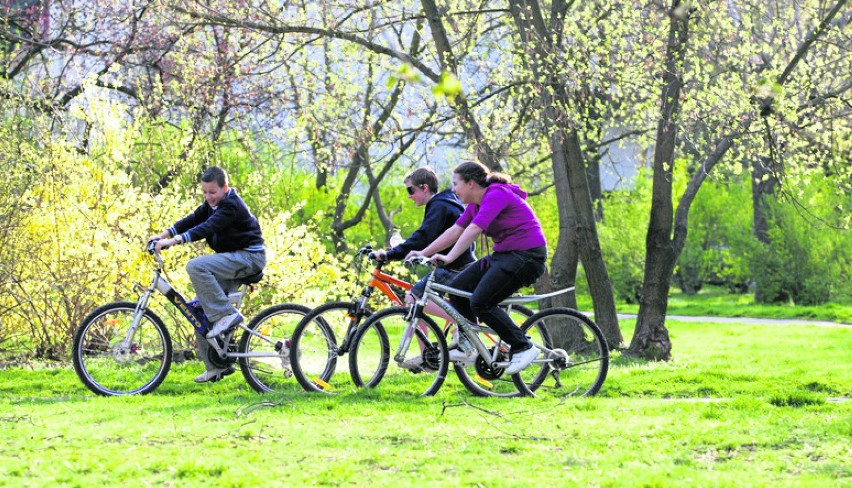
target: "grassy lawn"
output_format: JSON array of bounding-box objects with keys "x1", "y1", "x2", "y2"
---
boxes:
[
  {"x1": 1, "y1": 318, "x2": 849, "y2": 487},
  {"x1": 578, "y1": 286, "x2": 852, "y2": 324}
]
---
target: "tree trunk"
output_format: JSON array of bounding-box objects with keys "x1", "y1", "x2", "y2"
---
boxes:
[
  {"x1": 627, "y1": 0, "x2": 690, "y2": 360},
  {"x1": 537, "y1": 149, "x2": 579, "y2": 312},
  {"x1": 507, "y1": 0, "x2": 622, "y2": 348},
  {"x1": 751, "y1": 155, "x2": 777, "y2": 302}
]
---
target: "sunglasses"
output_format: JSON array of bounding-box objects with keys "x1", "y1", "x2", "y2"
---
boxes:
[{"x1": 406, "y1": 185, "x2": 421, "y2": 195}]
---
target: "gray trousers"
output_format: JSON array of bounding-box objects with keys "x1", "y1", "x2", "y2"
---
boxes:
[{"x1": 188, "y1": 250, "x2": 265, "y2": 371}]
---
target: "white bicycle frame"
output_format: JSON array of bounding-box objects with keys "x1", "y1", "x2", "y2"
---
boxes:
[
  {"x1": 396, "y1": 258, "x2": 573, "y2": 370},
  {"x1": 130, "y1": 246, "x2": 278, "y2": 364}
]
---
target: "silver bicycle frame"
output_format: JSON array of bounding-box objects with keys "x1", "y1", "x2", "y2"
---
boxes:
[{"x1": 395, "y1": 265, "x2": 573, "y2": 369}]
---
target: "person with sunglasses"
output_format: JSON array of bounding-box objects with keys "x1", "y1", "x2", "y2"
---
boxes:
[
  {"x1": 406, "y1": 161, "x2": 547, "y2": 375},
  {"x1": 372, "y1": 166, "x2": 476, "y2": 369}
]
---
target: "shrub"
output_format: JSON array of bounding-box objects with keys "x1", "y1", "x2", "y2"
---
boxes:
[
  {"x1": 675, "y1": 174, "x2": 756, "y2": 294},
  {"x1": 597, "y1": 174, "x2": 651, "y2": 303},
  {"x1": 751, "y1": 177, "x2": 851, "y2": 305}
]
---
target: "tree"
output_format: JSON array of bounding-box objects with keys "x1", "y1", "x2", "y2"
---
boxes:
[{"x1": 627, "y1": 0, "x2": 850, "y2": 359}]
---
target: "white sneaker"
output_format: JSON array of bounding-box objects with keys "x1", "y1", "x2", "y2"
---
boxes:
[
  {"x1": 206, "y1": 312, "x2": 243, "y2": 338},
  {"x1": 504, "y1": 345, "x2": 538, "y2": 375},
  {"x1": 193, "y1": 366, "x2": 235, "y2": 383},
  {"x1": 448, "y1": 347, "x2": 476, "y2": 365},
  {"x1": 399, "y1": 356, "x2": 424, "y2": 370},
  {"x1": 399, "y1": 356, "x2": 437, "y2": 373}
]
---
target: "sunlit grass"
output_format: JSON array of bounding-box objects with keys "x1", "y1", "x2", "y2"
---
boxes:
[
  {"x1": 578, "y1": 285, "x2": 852, "y2": 323},
  {"x1": 1, "y1": 318, "x2": 849, "y2": 486}
]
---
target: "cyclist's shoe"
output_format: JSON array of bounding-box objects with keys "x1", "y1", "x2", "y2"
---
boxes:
[
  {"x1": 194, "y1": 366, "x2": 236, "y2": 383},
  {"x1": 206, "y1": 312, "x2": 243, "y2": 338},
  {"x1": 504, "y1": 344, "x2": 538, "y2": 375},
  {"x1": 448, "y1": 347, "x2": 476, "y2": 365},
  {"x1": 399, "y1": 356, "x2": 437, "y2": 373}
]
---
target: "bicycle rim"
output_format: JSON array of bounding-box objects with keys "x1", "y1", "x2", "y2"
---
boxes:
[
  {"x1": 72, "y1": 302, "x2": 172, "y2": 396},
  {"x1": 451, "y1": 305, "x2": 548, "y2": 398},
  {"x1": 289, "y1": 301, "x2": 362, "y2": 394},
  {"x1": 238, "y1": 303, "x2": 311, "y2": 394},
  {"x1": 350, "y1": 307, "x2": 448, "y2": 397},
  {"x1": 517, "y1": 308, "x2": 609, "y2": 397}
]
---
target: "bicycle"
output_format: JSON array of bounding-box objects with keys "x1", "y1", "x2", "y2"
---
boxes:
[
  {"x1": 289, "y1": 246, "x2": 533, "y2": 395},
  {"x1": 348, "y1": 257, "x2": 609, "y2": 397},
  {"x1": 72, "y1": 240, "x2": 311, "y2": 396}
]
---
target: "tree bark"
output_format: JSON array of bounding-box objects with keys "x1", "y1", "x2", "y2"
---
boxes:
[
  {"x1": 627, "y1": 0, "x2": 690, "y2": 360},
  {"x1": 751, "y1": 155, "x2": 777, "y2": 302},
  {"x1": 508, "y1": 0, "x2": 622, "y2": 348}
]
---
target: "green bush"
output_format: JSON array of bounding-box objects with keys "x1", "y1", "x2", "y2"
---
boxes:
[
  {"x1": 751, "y1": 177, "x2": 851, "y2": 305},
  {"x1": 0, "y1": 96, "x2": 352, "y2": 359},
  {"x1": 597, "y1": 174, "x2": 651, "y2": 303},
  {"x1": 675, "y1": 174, "x2": 756, "y2": 294}
]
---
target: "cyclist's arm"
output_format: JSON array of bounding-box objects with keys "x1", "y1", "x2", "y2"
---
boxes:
[
  {"x1": 407, "y1": 224, "x2": 464, "y2": 259},
  {"x1": 434, "y1": 224, "x2": 482, "y2": 264}
]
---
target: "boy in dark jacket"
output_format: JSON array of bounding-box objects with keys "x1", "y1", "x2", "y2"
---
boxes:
[
  {"x1": 372, "y1": 167, "x2": 475, "y2": 368},
  {"x1": 150, "y1": 166, "x2": 265, "y2": 382}
]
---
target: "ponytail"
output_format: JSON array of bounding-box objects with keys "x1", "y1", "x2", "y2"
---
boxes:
[{"x1": 454, "y1": 161, "x2": 512, "y2": 187}]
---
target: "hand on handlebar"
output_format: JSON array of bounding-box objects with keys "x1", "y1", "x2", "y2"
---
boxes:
[
  {"x1": 430, "y1": 254, "x2": 449, "y2": 267},
  {"x1": 368, "y1": 249, "x2": 388, "y2": 262},
  {"x1": 147, "y1": 237, "x2": 174, "y2": 253}
]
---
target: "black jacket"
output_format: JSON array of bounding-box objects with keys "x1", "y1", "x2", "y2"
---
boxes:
[
  {"x1": 385, "y1": 189, "x2": 475, "y2": 270},
  {"x1": 170, "y1": 188, "x2": 264, "y2": 253}
]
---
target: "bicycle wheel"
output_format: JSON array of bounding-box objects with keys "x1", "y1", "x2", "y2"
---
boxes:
[
  {"x1": 72, "y1": 301, "x2": 172, "y2": 396},
  {"x1": 514, "y1": 308, "x2": 609, "y2": 397},
  {"x1": 289, "y1": 301, "x2": 367, "y2": 394},
  {"x1": 350, "y1": 306, "x2": 448, "y2": 396},
  {"x1": 238, "y1": 303, "x2": 312, "y2": 394},
  {"x1": 450, "y1": 305, "x2": 548, "y2": 398}
]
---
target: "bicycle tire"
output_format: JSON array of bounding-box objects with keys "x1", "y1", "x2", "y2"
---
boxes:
[
  {"x1": 513, "y1": 308, "x2": 609, "y2": 397},
  {"x1": 72, "y1": 301, "x2": 172, "y2": 396},
  {"x1": 349, "y1": 306, "x2": 448, "y2": 397},
  {"x1": 237, "y1": 302, "x2": 312, "y2": 394},
  {"x1": 288, "y1": 301, "x2": 368, "y2": 394},
  {"x1": 448, "y1": 305, "x2": 546, "y2": 398}
]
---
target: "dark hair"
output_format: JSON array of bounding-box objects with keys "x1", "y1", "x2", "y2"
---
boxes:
[
  {"x1": 201, "y1": 166, "x2": 229, "y2": 187},
  {"x1": 453, "y1": 160, "x2": 512, "y2": 187},
  {"x1": 404, "y1": 166, "x2": 439, "y2": 193}
]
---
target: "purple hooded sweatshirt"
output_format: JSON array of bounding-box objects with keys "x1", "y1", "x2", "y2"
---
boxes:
[{"x1": 455, "y1": 183, "x2": 547, "y2": 252}]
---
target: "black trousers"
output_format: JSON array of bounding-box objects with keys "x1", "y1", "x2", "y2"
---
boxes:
[{"x1": 447, "y1": 246, "x2": 546, "y2": 350}]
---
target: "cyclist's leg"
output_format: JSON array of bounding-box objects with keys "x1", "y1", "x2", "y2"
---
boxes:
[
  {"x1": 187, "y1": 251, "x2": 264, "y2": 323},
  {"x1": 467, "y1": 252, "x2": 545, "y2": 350},
  {"x1": 444, "y1": 259, "x2": 487, "y2": 325},
  {"x1": 402, "y1": 268, "x2": 460, "y2": 363}
]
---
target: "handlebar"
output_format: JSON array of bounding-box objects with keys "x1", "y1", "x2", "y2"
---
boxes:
[
  {"x1": 356, "y1": 245, "x2": 386, "y2": 264},
  {"x1": 146, "y1": 239, "x2": 165, "y2": 268},
  {"x1": 404, "y1": 256, "x2": 446, "y2": 268}
]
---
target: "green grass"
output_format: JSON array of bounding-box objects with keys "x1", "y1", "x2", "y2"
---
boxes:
[
  {"x1": 577, "y1": 286, "x2": 852, "y2": 324},
  {"x1": 1, "y1": 319, "x2": 849, "y2": 487}
]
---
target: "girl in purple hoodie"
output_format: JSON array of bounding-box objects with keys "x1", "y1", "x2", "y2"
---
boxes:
[{"x1": 407, "y1": 161, "x2": 547, "y2": 375}]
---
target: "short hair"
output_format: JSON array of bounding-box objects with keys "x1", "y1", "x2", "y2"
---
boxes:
[
  {"x1": 404, "y1": 166, "x2": 439, "y2": 193},
  {"x1": 201, "y1": 166, "x2": 229, "y2": 187}
]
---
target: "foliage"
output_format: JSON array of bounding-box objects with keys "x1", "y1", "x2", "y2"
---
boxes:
[
  {"x1": 0, "y1": 92, "x2": 350, "y2": 359},
  {"x1": 596, "y1": 176, "x2": 653, "y2": 304},
  {"x1": 751, "y1": 176, "x2": 852, "y2": 306},
  {"x1": 675, "y1": 173, "x2": 757, "y2": 294},
  {"x1": 1, "y1": 318, "x2": 849, "y2": 485}
]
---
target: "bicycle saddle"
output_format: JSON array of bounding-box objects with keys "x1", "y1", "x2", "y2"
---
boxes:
[{"x1": 238, "y1": 271, "x2": 264, "y2": 284}]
